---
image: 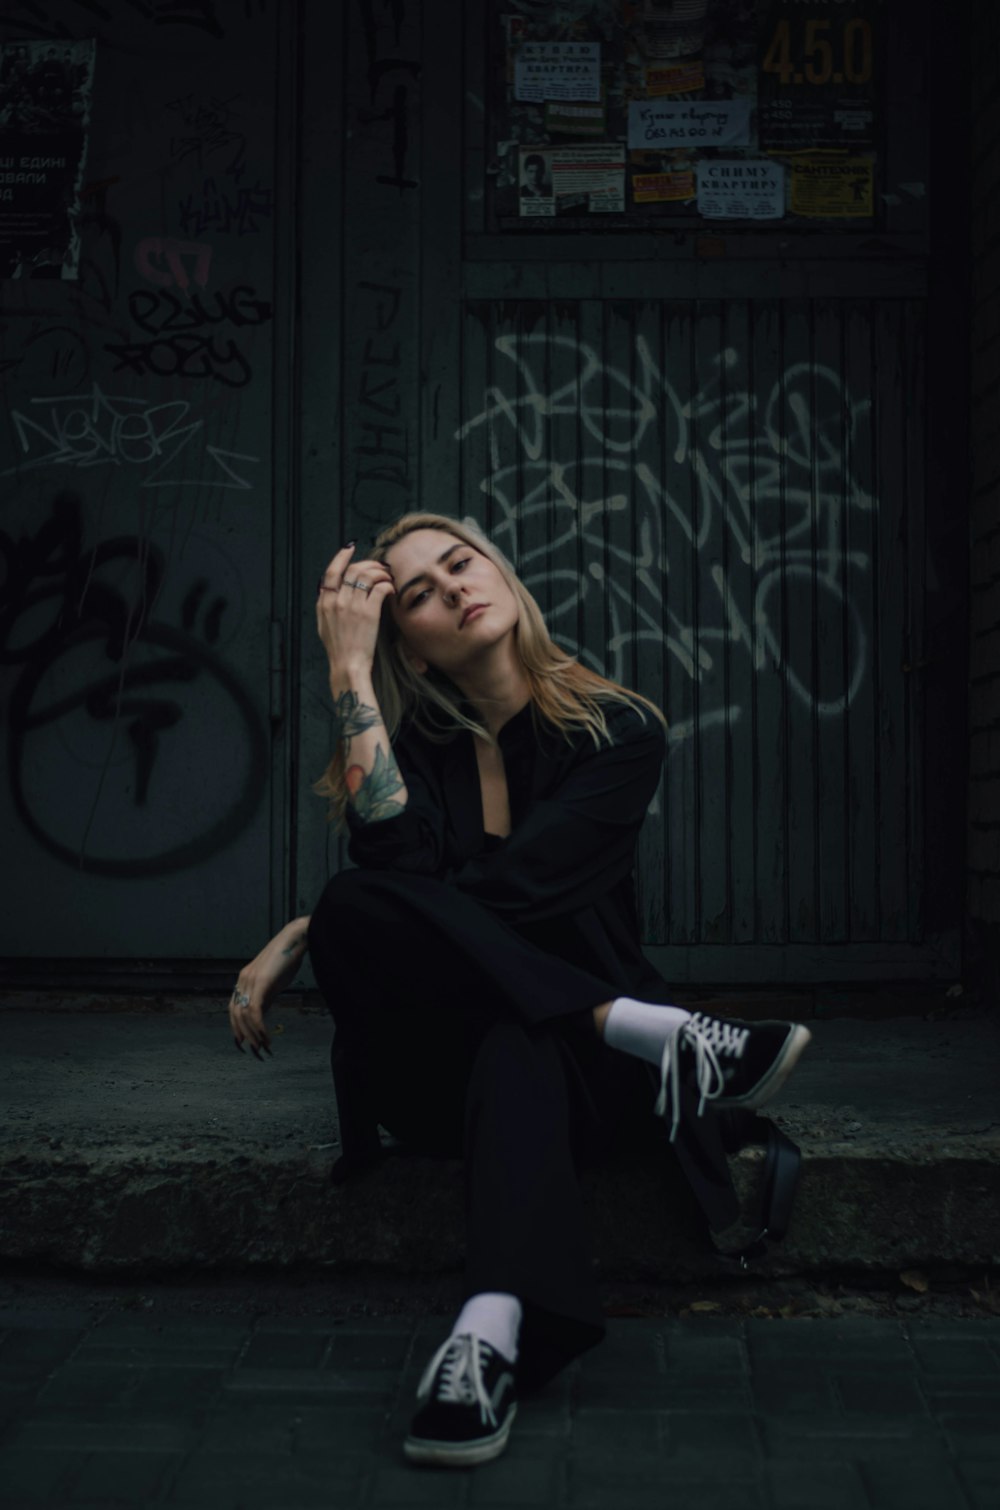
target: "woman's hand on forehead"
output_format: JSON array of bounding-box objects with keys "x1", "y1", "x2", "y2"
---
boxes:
[{"x1": 315, "y1": 543, "x2": 396, "y2": 679}]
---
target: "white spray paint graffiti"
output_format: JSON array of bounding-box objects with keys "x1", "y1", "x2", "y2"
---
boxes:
[
  {"x1": 2, "y1": 383, "x2": 259, "y2": 490},
  {"x1": 455, "y1": 332, "x2": 874, "y2": 728}
]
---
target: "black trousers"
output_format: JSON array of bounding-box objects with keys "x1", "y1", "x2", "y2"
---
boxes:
[{"x1": 307, "y1": 868, "x2": 661, "y2": 1390}]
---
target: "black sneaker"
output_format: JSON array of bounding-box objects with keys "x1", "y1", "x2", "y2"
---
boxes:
[
  {"x1": 404, "y1": 1333, "x2": 517, "y2": 1467},
  {"x1": 656, "y1": 1012, "x2": 812, "y2": 1141}
]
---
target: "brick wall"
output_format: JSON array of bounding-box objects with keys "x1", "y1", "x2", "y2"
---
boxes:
[{"x1": 969, "y1": 4, "x2": 1000, "y2": 966}]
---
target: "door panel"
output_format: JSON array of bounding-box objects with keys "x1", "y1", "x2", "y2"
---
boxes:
[
  {"x1": 453, "y1": 297, "x2": 925, "y2": 961},
  {"x1": 0, "y1": 3, "x2": 281, "y2": 959}
]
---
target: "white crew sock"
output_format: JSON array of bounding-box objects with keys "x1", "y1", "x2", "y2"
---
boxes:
[
  {"x1": 450, "y1": 1292, "x2": 522, "y2": 1364},
  {"x1": 603, "y1": 996, "x2": 691, "y2": 1066}
]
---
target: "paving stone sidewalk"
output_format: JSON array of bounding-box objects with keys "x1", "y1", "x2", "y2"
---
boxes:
[{"x1": 1, "y1": 1307, "x2": 998, "y2": 1510}]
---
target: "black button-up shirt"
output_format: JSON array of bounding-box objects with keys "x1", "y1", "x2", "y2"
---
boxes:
[{"x1": 346, "y1": 700, "x2": 668, "y2": 999}]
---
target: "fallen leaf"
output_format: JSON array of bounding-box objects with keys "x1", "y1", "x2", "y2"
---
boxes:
[
  {"x1": 900, "y1": 1269, "x2": 930, "y2": 1293},
  {"x1": 687, "y1": 1300, "x2": 722, "y2": 1313}
]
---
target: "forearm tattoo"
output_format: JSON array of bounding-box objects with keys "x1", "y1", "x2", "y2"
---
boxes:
[
  {"x1": 281, "y1": 931, "x2": 309, "y2": 958},
  {"x1": 330, "y1": 690, "x2": 381, "y2": 746},
  {"x1": 331, "y1": 690, "x2": 405, "y2": 824},
  {"x1": 345, "y1": 744, "x2": 406, "y2": 823}
]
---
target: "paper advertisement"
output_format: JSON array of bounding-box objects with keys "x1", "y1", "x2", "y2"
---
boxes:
[
  {"x1": 551, "y1": 144, "x2": 625, "y2": 215},
  {"x1": 758, "y1": 0, "x2": 878, "y2": 150},
  {"x1": 696, "y1": 159, "x2": 785, "y2": 220},
  {"x1": 545, "y1": 98, "x2": 606, "y2": 137},
  {"x1": 518, "y1": 147, "x2": 555, "y2": 217},
  {"x1": 644, "y1": 61, "x2": 705, "y2": 96},
  {"x1": 789, "y1": 157, "x2": 873, "y2": 217},
  {"x1": 628, "y1": 99, "x2": 752, "y2": 150},
  {"x1": 514, "y1": 41, "x2": 601, "y2": 104},
  {"x1": 632, "y1": 170, "x2": 695, "y2": 204},
  {"x1": 0, "y1": 39, "x2": 96, "y2": 279}
]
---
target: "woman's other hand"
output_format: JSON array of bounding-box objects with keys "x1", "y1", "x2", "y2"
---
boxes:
[
  {"x1": 316, "y1": 543, "x2": 395, "y2": 683},
  {"x1": 228, "y1": 917, "x2": 310, "y2": 1058}
]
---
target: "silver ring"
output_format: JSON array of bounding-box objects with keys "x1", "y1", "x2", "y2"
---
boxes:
[
  {"x1": 345, "y1": 579, "x2": 371, "y2": 594},
  {"x1": 233, "y1": 989, "x2": 251, "y2": 1009}
]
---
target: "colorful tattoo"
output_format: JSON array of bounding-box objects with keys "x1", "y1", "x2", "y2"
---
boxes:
[
  {"x1": 331, "y1": 690, "x2": 381, "y2": 747},
  {"x1": 346, "y1": 744, "x2": 406, "y2": 823}
]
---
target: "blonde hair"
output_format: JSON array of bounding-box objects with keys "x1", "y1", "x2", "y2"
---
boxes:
[{"x1": 315, "y1": 512, "x2": 666, "y2": 826}]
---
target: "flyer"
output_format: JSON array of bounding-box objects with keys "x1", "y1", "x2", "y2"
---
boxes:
[
  {"x1": 551, "y1": 143, "x2": 625, "y2": 214},
  {"x1": 514, "y1": 41, "x2": 601, "y2": 104},
  {"x1": 696, "y1": 159, "x2": 785, "y2": 220},
  {"x1": 789, "y1": 157, "x2": 873, "y2": 217},
  {"x1": 758, "y1": 0, "x2": 878, "y2": 150},
  {"x1": 518, "y1": 147, "x2": 555, "y2": 217},
  {"x1": 545, "y1": 98, "x2": 606, "y2": 137},
  {"x1": 644, "y1": 61, "x2": 705, "y2": 96},
  {"x1": 632, "y1": 170, "x2": 695, "y2": 204},
  {"x1": 627, "y1": 98, "x2": 752, "y2": 150},
  {"x1": 0, "y1": 38, "x2": 96, "y2": 279}
]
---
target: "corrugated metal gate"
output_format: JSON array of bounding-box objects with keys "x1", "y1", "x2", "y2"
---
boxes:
[
  {"x1": 295, "y1": 0, "x2": 964, "y2": 985},
  {"x1": 455, "y1": 298, "x2": 926, "y2": 966},
  {"x1": 0, "y1": 0, "x2": 965, "y2": 984}
]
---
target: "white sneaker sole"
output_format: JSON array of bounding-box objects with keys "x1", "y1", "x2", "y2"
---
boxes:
[
  {"x1": 404, "y1": 1405, "x2": 516, "y2": 1467},
  {"x1": 725, "y1": 1024, "x2": 813, "y2": 1108}
]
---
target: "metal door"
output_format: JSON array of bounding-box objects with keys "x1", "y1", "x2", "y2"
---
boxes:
[
  {"x1": 0, "y1": 1, "x2": 293, "y2": 965},
  {"x1": 296, "y1": 0, "x2": 964, "y2": 984}
]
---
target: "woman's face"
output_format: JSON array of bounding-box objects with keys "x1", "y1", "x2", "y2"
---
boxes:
[{"x1": 382, "y1": 529, "x2": 520, "y2": 677}]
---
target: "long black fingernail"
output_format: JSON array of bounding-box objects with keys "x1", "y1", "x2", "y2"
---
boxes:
[
  {"x1": 234, "y1": 1038, "x2": 244, "y2": 1052},
  {"x1": 263, "y1": 1044, "x2": 274, "y2": 1058},
  {"x1": 251, "y1": 1045, "x2": 263, "y2": 1061}
]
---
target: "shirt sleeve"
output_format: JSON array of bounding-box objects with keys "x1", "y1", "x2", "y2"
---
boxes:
[
  {"x1": 344, "y1": 738, "x2": 447, "y2": 874},
  {"x1": 448, "y1": 706, "x2": 665, "y2": 924}
]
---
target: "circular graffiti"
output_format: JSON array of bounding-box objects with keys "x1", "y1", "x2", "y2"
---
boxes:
[{"x1": 8, "y1": 621, "x2": 268, "y2": 880}]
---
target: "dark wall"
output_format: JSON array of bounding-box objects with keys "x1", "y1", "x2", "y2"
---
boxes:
[
  {"x1": 0, "y1": 1, "x2": 971, "y2": 993},
  {"x1": 0, "y1": 1, "x2": 290, "y2": 968},
  {"x1": 969, "y1": 0, "x2": 1000, "y2": 998}
]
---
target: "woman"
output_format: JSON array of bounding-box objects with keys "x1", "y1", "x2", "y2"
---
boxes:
[{"x1": 228, "y1": 513, "x2": 810, "y2": 1468}]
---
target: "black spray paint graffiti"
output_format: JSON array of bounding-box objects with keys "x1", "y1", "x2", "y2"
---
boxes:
[
  {"x1": 177, "y1": 176, "x2": 273, "y2": 237},
  {"x1": 0, "y1": 0, "x2": 242, "y2": 45},
  {"x1": 0, "y1": 321, "x2": 91, "y2": 389},
  {"x1": 356, "y1": 0, "x2": 421, "y2": 191},
  {"x1": 2, "y1": 382, "x2": 259, "y2": 489},
  {"x1": 0, "y1": 493, "x2": 267, "y2": 877},
  {"x1": 165, "y1": 91, "x2": 246, "y2": 177},
  {"x1": 104, "y1": 283, "x2": 272, "y2": 388},
  {"x1": 351, "y1": 280, "x2": 410, "y2": 510}
]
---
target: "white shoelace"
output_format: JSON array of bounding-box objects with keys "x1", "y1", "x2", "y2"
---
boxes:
[
  {"x1": 417, "y1": 1334, "x2": 499, "y2": 1429},
  {"x1": 654, "y1": 1013, "x2": 750, "y2": 1143}
]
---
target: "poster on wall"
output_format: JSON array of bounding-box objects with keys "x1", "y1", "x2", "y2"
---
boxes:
[
  {"x1": 515, "y1": 40, "x2": 602, "y2": 102},
  {"x1": 757, "y1": 0, "x2": 878, "y2": 150},
  {"x1": 789, "y1": 156, "x2": 873, "y2": 217},
  {"x1": 627, "y1": 98, "x2": 752, "y2": 150},
  {"x1": 696, "y1": 158, "x2": 784, "y2": 219},
  {"x1": 0, "y1": 39, "x2": 96, "y2": 278},
  {"x1": 518, "y1": 142, "x2": 625, "y2": 217},
  {"x1": 491, "y1": 0, "x2": 879, "y2": 226},
  {"x1": 551, "y1": 142, "x2": 625, "y2": 213}
]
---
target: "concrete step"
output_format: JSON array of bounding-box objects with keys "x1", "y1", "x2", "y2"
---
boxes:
[{"x1": 1, "y1": 997, "x2": 998, "y2": 1279}]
